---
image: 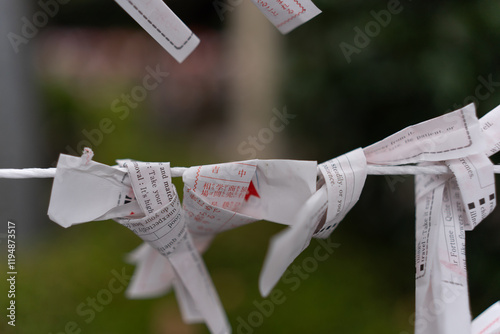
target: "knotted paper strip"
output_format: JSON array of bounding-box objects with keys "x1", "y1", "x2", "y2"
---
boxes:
[
  {"x1": 48, "y1": 155, "x2": 230, "y2": 334},
  {"x1": 43, "y1": 103, "x2": 500, "y2": 333},
  {"x1": 365, "y1": 103, "x2": 498, "y2": 334},
  {"x1": 259, "y1": 148, "x2": 367, "y2": 296},
  {"x1": 120, "y1": 159, "x2": 317, "y2": 320}
]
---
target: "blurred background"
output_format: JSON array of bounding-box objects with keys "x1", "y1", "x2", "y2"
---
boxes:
[{"x1": 1, "y1": 0, "x2": 500, "y2": 333}]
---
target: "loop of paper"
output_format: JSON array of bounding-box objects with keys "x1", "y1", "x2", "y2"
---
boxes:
[
  {"x1": 410, "y1": 105, "x2": 500, "y2": 333},
  {"x1": 114, "y1": 0, "x2": 200, "y2": 63},
  {"x1": 117, "y1": 161, "x2": 230, "y2": 334},
  {"x1": 182, "y1": 160, "x2": 317, "y2": 232},
  {"x1": 127, "y1": 159, "x2": 318, "y2": 318},
  {"x1": 259, "y1": 149, "x2": 367, "y2": 296},
  {"x1": 315, "y1": 148, "x2": 367, "y2": 238},
  {"x1": 183, "y1": 160, "x2": 257, "y2": 212},
  {"x1": 249, "y1": 0, "x2": 321, "y2": 34},
  {"x1": 47, "y1": 156, "x2": 230, "y2": 334},
  {"x1": 117, "y1": 162, "x2": 185, "y2": 256},
  {"x1": 446, "y1": 154, "x2": 496, "y2": 231},
  {"x1": 45, "y1": 103, "x2": 500, "y2": 334},
  {"x1": 364, "y1": 104, "x2": 494, "y2": 334}
]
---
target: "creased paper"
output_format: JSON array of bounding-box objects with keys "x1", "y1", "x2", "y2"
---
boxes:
[
  {"x1": 114, "y1": 0, "x2": 200, "y2": 63},
  {"x1": 364, "y1": 104, "x2": 485, "y2": 165},
  {"x1": 249, "y1": 0, "x2": 321, "y2": 34},
  {"x1": 259, "y1": 148, "x2": 367, "y2": 296},
  {"x1": 472, "y1": 301, "x2": 500, "y2": 334},
  {"x1": 364, "y1": 104, "x2": 496, "y2": 334},
  {"x1": 48, "y1": 155, "x2": 230, "y2": 334}
]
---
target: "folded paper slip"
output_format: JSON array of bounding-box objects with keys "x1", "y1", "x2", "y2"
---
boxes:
[
  {"x1": 47, "y1": 154, "x2": 230, "y2": 334},
  {"x1": 259, "y1": 148, "x2": 367, "y2": 296},
  {"x1": 114, "y1": 0, "x2": 199, "y2": 63},
  {"x1": 127, "y1": 159, "x2": 318, "y2": 301}
]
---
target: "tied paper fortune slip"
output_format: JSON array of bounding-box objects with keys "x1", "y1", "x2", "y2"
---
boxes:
[
  {"x1": 259, "y1": 148, "x2": 367, "y2": 296},
  {"x1": 364, "y1": 103, "x2": 498, "y2": 334},
  {"x1": 47, "y1": 154, "x2": 230, "y2": 334},
  {"x1": 183, "y1": 159, "x2": 319, "y2": 231},
  {"x1": 127, "y1": 159, "x2": 318, "y2": 304},
  {"x1": 41, "y1": 103, "x2": 500, "y2": 334}
]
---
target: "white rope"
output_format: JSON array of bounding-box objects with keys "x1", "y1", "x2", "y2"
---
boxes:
[
  {"x1": 1, "y1": 165, "x2": 499, "y2": 179},
  {"x1": 0, "y1": 167, "x2": 189, "y2": 179}
]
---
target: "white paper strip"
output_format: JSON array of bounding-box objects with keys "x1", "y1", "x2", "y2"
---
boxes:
[
  {"x1": 414, "y1": 179, "x2": 472, "y2": 334},
  {"x1": 472, "y1": 301, "x2": 500, "y2": 334},
  {"x1": 259, "y1": 149, "x2": 367, "y2": 296},
  {"x1": 118, "y1": 162, "x2": 230, "y2": 334},
  {"x1": 125, "y1": 243, "x2": 175, "y2": 299},
  {"x1": 364, "y1": 104, "x2": 485, "y2": 165},
  {"x1": 47, "y1": 156, "x2": 230, "y2": 334},
  {"x1": 315, "y1": 148, "x2": 367, "y2": 238},
  {"x1": 446, "y1": 154, "x2": 496, "y2": 230},
  {"x1": 259, "y1": 185, "x2": 327, "y2": 297},
  {"x1": 480, "y1": 105, "x2": 500, "y2": 157},
  {"x1": 249, "y1": 0, "x2": 321, "y2": 34},
  {"x1": 114, "y1": 0, "x2": 200, "y2": 63}
]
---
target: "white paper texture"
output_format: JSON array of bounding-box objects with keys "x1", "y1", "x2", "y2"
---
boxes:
[
  {"x1": 480, "y1": 104, "x2": 500, "y2": 157},
  {"x1": 125, "y1": 243, "x2": 175, "y2": 299},
  {"x1": 472, "y1": 301, "x2": 500, "y2": 334},
  {"x1": 315, "y1": 148, "x2": 367, "y2": 238},
  {"x1": 117, "y1": 161, "x2": 230, "y2": 334},
  {"x1": 114, "y1": 0, "x2": 200, "y2": 63},
  {"x1": 48, "y1": 154, "x2": 134, "y2": 227},
  {"x1": 249, "y1": 0, "x2": 321, "y2": 34},
  {"x1": 415, "y1": 179, "x2": 472, "y2": 334},
  {"x1": 446, "y1": 154, "x2": 495, "y2": 230},
  {"x1": 259, "y1": 186, "x2": 327, "y2": 297},
  {"x1": 364, "y1": 105, "x2": 492, "y2": 334},
  {"x1": 238, "y1": 160, "x2": 317, "y2": 224},
  {"x1": 364, "y1": 104, "x2": 485, "y2": 165},
  {"x1": 48, "y1": 156, "x2": 230, "y2": 334},
  {"x1": 182, "y1": 159, "x2": 317, "y2": 234},
  {"x1": 259, "y1": 149, "x2": 367, "y2": 296}
]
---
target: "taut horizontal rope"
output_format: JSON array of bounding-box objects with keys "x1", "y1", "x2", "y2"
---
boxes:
[{"x1": 1, "y1": 165, "x2": 500, "y2": 179}]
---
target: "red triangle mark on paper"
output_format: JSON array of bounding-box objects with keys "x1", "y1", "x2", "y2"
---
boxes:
[{"x1": 245, "y1": 181, "x2": 260, "y2": 201}]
